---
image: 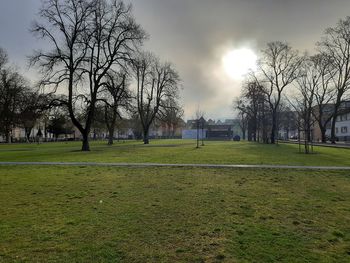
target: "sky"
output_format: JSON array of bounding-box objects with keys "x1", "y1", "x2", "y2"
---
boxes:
[{"x1": 1, "y1": 0, "x2": 350, "y2": 120}]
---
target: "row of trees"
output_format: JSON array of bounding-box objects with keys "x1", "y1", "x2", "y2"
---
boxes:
[
  {"x1": 0, "y1": 48, "x2": 51, "y2": 142},
  {"x1": 0, "y1": 0, "x2": 183, "y2": 150},
  {"x1": 236, "y1": 16, "x2": 350, "y2": 148}
]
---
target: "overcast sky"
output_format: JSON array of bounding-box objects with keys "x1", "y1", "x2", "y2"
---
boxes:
[{"x1": 1, "y1": 0, "x2": 350, "y2": 120}]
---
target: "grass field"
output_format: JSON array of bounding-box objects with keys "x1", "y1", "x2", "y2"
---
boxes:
[
  {"x1": 1, "y1": 139, "x2": 350, "y2": 166},
  {"x1": 1, "y1": 140, "x2": 350, "y2": 262},
  {"x1": 1, "y1": 166, "x2": 350, "y2": 262}
]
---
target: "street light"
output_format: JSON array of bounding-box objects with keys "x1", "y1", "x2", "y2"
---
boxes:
[{"x1": 201, "y1": 118, "x2": 205, "y2": 146}]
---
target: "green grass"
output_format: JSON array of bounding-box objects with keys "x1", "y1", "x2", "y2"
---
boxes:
[
  {"x1": 1, "y1": 141, "x2": 350, "y2": 261},
  {"x1": 1, "y1": 166, "x2": 350, "y2": 262},
  {"x1": 0, "y1": 139, "x2": 350, "y2": 166}
]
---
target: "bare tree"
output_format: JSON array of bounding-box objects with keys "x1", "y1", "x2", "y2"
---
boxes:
[
  {"x1": 0, "y1": 47, "x2": 7, "y2": 70},
  {"x1": 102, "y1": 71, "x2": 131, "y2": 145},
  {"x1": 278, "y1": 105, "x2": 297, "y2": 141},
  {"x1": 256, "y1": 41, "x2": 303, "y2": 144},
  {"x1": 194, "y1": 107, "x2": 205, "y2": 148},
  {"x1": 18, "y1": 90, "x2": 48, "y2": 142},
  {"x1": 310, "y1": 54, "x2": 336, "y2": 143},
  {"x1": 31, "y1": 0, "x2": 146, "y2": 151},
  {"x1": 47, "y1": 109, "x2": 75, "y2": 141},
  {"x1": 285, "y1": 56, "x2": 318, "y2": 153},
  {"x1": 158, "y1": 97, "x2": 184, "y2": 138},
  {"x1": 133, "y1": 53, "x2": 180, "y2": 144},
  {"x1": 235, "y1": 79, "x2": 270, "y2": 143},
  {"x1": 296, "y1": 56, "x2": 318, "y2": 144},
  {"x1": 317, "y1": 16, "x2": 350, "y2": 143},
  {"x1": 241, "y1": 81, "x2": 267, "y2": 142},
  {"x1": 0, "y1": 48, "x2": 48, "y2": 143},
  {"x1": 0, "y1": 67, "x2": 27, "y2": 143}
]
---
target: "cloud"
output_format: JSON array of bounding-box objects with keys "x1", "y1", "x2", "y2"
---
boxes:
[{"x1": 2, "y1": 0, "x2": 350, "y2": 119}]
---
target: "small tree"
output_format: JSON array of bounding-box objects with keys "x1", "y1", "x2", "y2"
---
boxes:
[
  {"x1": 47, "y1": 111, "x2": 74, "y2": 140},
  {"x1": 133, "y1": 53, "x2": 180, "y2": 144},
  {"x1": 158, "y1": 97, "x2": 184, "y2": 138}
]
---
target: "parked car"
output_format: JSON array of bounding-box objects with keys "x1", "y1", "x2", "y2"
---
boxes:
[{"x1": 233, "y1": 135, "x2": 241, "y2": 141}]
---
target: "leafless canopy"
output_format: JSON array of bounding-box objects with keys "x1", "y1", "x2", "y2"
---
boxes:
[
  {"x1": 255, "y1": 41, "x2": 303, "y2": 143},
  {"x1": 133, "y1": 52, "x2": 180, "y2": 144},
  {"x1": 31, "y1": 0, "x2": 146, "y2": 150},
  {"x1": 317, "y1": 16, "x2": 350, "y2": 142}
]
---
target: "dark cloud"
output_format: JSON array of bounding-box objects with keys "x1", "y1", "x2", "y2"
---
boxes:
[{"x1": 1, "y1": 0, "x2": 350, "y2": 119}]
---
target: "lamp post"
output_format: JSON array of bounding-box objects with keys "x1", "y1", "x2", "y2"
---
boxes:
[
  {"x1": 201, "y1": 118, "x2": 205, "y2": 146},
  {"x1": 196, "y1": 118, "x2": 199, "y2": 148}
]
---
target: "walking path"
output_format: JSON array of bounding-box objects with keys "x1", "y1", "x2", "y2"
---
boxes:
[
  {"x1": 1, "y1": 161, "x2": 350, "y2": 170},
  {"x1": 280, "y1": 140, "x2": 350, "y2": 149}
]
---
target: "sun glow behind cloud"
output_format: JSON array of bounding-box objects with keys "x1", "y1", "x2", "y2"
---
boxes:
[{"x1": 222, "y1": 48, "x2": 257, "y2": 80}]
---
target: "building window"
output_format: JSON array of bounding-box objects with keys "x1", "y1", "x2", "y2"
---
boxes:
[
  {"x1": 337, "y1": 114, "x2": 349, "y2": 121},
  {"x1": 341, "y1": 126, "x2": 348, "y2": 133}
]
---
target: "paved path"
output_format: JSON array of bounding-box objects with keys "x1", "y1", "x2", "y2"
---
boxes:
[
  {"x1": 1, "y1": 161, "x2": 350, "y2": 170},
  {"x1": 280, "y1": 140, "x2": 350, "y2": 149}
]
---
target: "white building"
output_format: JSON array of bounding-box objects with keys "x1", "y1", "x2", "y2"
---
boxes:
[{"x1": 326, "y1": 110, "x2": 350, "y2": 141}]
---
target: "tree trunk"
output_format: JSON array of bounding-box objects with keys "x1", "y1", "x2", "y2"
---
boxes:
[
  {"x1": 330, "y1": 114, "x2": 337, "y2": 144},
  {"x1": 25, "y1": 128, "x2": 32, "y2": 143},
  {"x1": 304, "y1": 139, "x2": 309, "y2": 154},
  {"x1": 143, "y1": 129, "x2": 149, "y2": 145},
  {"x1": 321, "y1": 127, "x2": 327, "y2": 143},
  {"x1": 271, "y1": 115, "x2": 277, "y2": 144},
  {"x1": 305, "y1": 124, "x2": 310, "y2": 154},
  {"x1": 82, "y1": 133, "x2": 90, "y2": 151},
  {"x1": 196, "y1": 120, "x2": 199, "y2": 148},
  {"x1": 108, "y1": 127, "x2": 114, "y2": 145},
  {"x1": 5, "y1": 131, "x2": 11, "y2": 144},
  {"x1": 242, "y1": 129, "x2": 246, "y2": 140}
]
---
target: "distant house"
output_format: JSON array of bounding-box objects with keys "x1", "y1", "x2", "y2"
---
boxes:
[
  {"x1": 326, "y1": 109, "x2": 350, "y2": 141},
  {"x1": 182, "y1": 118, "x2": 236, "y2": 140},
  {"x1": 207, "y1": 119, "x2": 215, "y2": 125},
  {"x1": 207, "y1": 124, "x2": 233, "y2": 140}
]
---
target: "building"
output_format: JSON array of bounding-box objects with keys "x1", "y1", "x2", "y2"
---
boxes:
[
  {"x1": 207, "y1": 124, "x2": 233, "y2": 140},
  {"x1": 326, "y1": 109, "x2": 350, "y2": 141},
  {"x1": 182, "y1": 118, "x2": 237, "y2": 140}
]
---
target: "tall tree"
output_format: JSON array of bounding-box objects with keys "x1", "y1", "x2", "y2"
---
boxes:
[
  {"x1": 133, "y1": 53, "x2": 180, "y2": 144},
  {"x1": 295, "y1": 56, "x2": 319, "y2": 144},
  {"x1": 0, "y1": 68, "x2": 26, "y2": 143},
  {"x1": 31, "y1": 0, "x2": 146, "y2": 151},
  {"x1": 102, "y1": 71, "x2": 131, "y2": 145},
  {"x1": 256, "y1": 41, "x2": 303, "y2": 144},
  {"x1": 236, "y1": 80, "x2": 270, "y2": 143},
  {"x1": 310, "y1": 54, "x2": 336, "y2": 143},
  {"x1": 317, "y1": 16, "x2": 350, "y2": 143},
  {"x1": 286, "y1": 56, "x2": 320, "y2": 153}
]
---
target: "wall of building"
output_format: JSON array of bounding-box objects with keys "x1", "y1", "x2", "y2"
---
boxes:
[
  {"x1": 326, "y1": 112, "x2": 350, "y2": 141},
  {"x1": 182, "y1": 129, "x2": 207, "y2": 139}
]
